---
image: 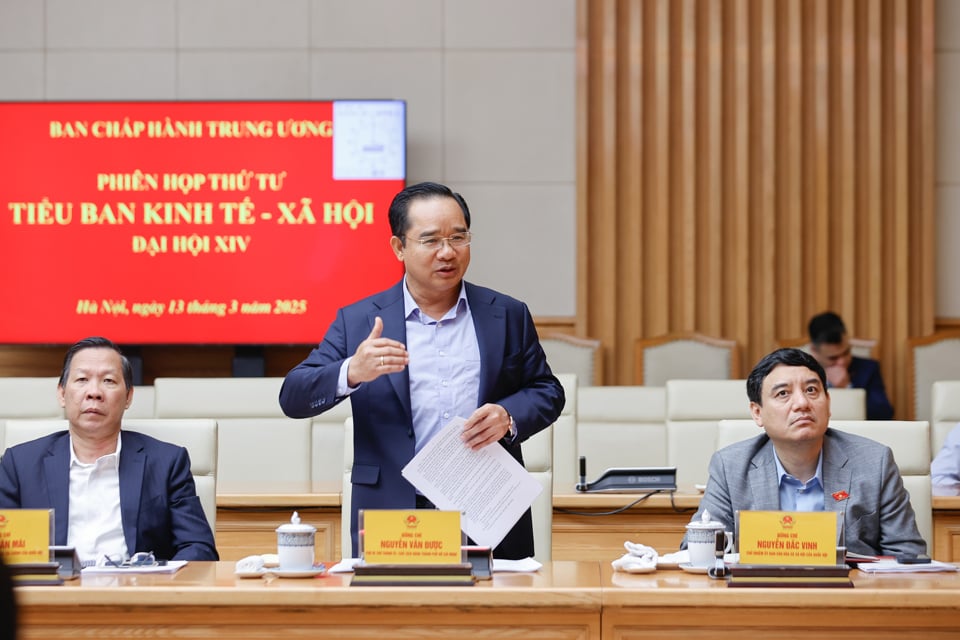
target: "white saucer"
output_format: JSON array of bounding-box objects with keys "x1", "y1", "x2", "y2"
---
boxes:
[
  {"x1": 694, "y1": 484, "x2": 707, "y2": 493},
  {"x1": 657, "y1": 551, "x2": 688, "y2": 569},
  {"x1": 678, "y1": 563, "x2": 709, "y2": 574},
  {"x1": 270, "y1": 567, "x2": 325, "y2": 578},
  {"x1": 235, "y1": 570, "x2": 267, "y2": 579},
  {"x1": 235, "y1": 565, "x2": 325, "y2": 579},
  {"x1": 619, "y1": 564, "x2": 657, "y2": 574}
]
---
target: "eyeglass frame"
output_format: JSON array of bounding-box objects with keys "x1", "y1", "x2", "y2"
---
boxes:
[
  {"x1": 403, "y1": 231, "x2": 472, "y2": 251},
  {"x1": 98, "y1": 550, "x2": 160, "y2": 568}
]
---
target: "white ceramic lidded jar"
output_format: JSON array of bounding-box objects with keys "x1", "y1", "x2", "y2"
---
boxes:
[
  {"x1": 276, "y1": 511, "x2": 316, "y2": 570},
  {"x1": 685, "y1": 510, "x2": 733, "y2": 567}
]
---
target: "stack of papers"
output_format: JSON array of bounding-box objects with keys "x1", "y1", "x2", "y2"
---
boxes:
[
  {"x1": 856, "y1": 559, "x2": 958, "y2": 573},
  {"x1": 81, "y1": 560, "x2": 189, "y2": 574}
]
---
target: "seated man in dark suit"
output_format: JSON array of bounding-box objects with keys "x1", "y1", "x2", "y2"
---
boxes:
[
  {"x1": 808, "y1": 311, "x2": 893, "y2": 420},
  {"x1": 0, "y1": 337, "x2": 218, "y2": 566}
]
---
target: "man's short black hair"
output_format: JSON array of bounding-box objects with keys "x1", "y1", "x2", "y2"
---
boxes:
[
  {"x1": 59, "y1": 336, "x2": 133, "y2": 390},
  {"x1": 746, "y1": 347, "x2": 828, "y2": 405},
  {"x1": 387, "y1": 181, "x2": 471, "y2": 243},
  {"x1": 808, "y1": 311, "x2": 848, "y2": 346}
]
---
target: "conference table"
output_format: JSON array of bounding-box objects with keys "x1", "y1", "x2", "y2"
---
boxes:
[
  {"x1": 15, "y1": 560, "x2": 960, "y2": 639},
  {"x1": 215, "y1": 492, "x2": 960, "y2": 564}
]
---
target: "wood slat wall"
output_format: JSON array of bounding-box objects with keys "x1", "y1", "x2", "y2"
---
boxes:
[
  {"x1": 579, "y1": 0, "x2": 935, "y2": 416},
  {"x1": 0, "y1": 0, "x2": 937, "y2": 421}
]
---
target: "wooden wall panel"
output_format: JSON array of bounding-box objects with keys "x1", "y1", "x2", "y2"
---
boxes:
[
  {"x1": 579, "y1": 0, "x2": 935, "y2": 417},
  {"x1": 0, "y1": 0, "x2": 936, "y2": 424}
]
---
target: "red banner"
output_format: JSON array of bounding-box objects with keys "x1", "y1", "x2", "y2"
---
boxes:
[{"x1": 0, "y1": 101, "x2": 405, "y2": 344}]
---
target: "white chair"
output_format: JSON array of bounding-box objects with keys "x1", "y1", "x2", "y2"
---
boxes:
[
  {"x1": 153, "y1": 377, "x2": 313, "y2": 494},
  {"x1": 539, "y1": 333, "x2": 603, "y2": 386},
  {"x1": 310, "y1": 400, "x2": 351, "y2": 493},
  {"x1": 0, "y1": 377, "x2": 61, "y2": 418},
  {"x1": 665, "y1": 379, "x2": 751, "y2": 486},
  {"x1": 717, "y1": 418, "x2": 932, "y2": 548},
  {"x1": 906, "y1": 330, "x2": 960, "y2": 421},
  {"x1": 829, "y1": 388, "x2": 867, "y2": 420},
  {"x1": 126, "y1": 385, "x2": 156, "y2": 418},
  {"x1": 575, "y1": 385, "x2": 667, "y2": 480},
  {"x1": 931, "y1": 381, "x2": 960, "y2": 458},
  {"x1": 341, "y1": 417, "x2": 355, "y2": 559},
  {"x1": 635, "y1": 333, "x2": 741, "y2": 386},
  {"x1": 519, "y1": 422, "x2": 554, "y2": 563},
  {"x1": 343, "y1": 416, "x2": 555, "y2": 563},
  {"x1": 2, "y1": 418, "x2": 218, "y2": 532},
  {"x1": 549, "y1": 373, "x2": 578, "y2": 494},
  {"x1": 0, "y1": 377, "x2": 62, "y2": 448}
]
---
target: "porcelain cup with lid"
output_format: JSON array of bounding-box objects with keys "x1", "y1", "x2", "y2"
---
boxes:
[
  {"x1": 685, "y1": 510, "x2": 732, "y2": 567},
  {"x1": 276, "y1": 511, "x2": 316, "y2": 570}
]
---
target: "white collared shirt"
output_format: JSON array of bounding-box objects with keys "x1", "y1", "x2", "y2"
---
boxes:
[{"x1": 67, "y1": 434, "x2": 128, "y2": 565}]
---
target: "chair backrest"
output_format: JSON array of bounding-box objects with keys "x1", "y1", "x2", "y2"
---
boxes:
[
  {"x1": 310, "y1": 401, "x2": 351, "y2": 493},
  {"x1": 0, "y1": 377, "x2": 62, "y2": 448},
  {"x1": 716, "y1": 418, "x2": 932, "y2": 548},
  {"x1": 126, "y1": 385, "x2": 156, "y2": 418},
  {"x1": 2, "y1": 418, "x2": 218, "y2": 532},
  {"x1": 931, "y1": 381, "x2": 960, "y2": 457},
  {"x1": 539, "y1": 333, "x2": 603, "y2": 386},
  {"x1": 829, "y1": 388, "x2": 867, "y2": 420},
  {"x1": 342, "y1": 415, "x2": 555, "y2": 563},
  {"x1": 517, "y1": 423, "x2": 554, "y2": 563},
  {"x1": 550, "y1": 373, "x2": 578, "y2": 494},
  {"x1": 0, "y1": 377, "x2": 61, "y2": 418},
  {"x1": 341, "y1": 417, "x2": 355, "y2": 558},
  {"x1": 665, "y1": 379, "x2": 751, "y2": 486},
  {"x1": 906, "y1": 330, "x2": 960, "y2": 421},
  {"x1": 153, "y1": 377, "x2": 313, "y2": 494},
  {"x1": 576, "y1": 385, "x2": 667, "y2": 481},
  {"x1": 634, "y1": 332, "x2": 741, "y2": 386},
  {"x1": 777, "y1": 337, "x2": 878, "y2": 360}
]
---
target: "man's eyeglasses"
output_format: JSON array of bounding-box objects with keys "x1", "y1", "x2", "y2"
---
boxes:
[
  {"x1": 97, "y1": 551, "x2": 159, "y2": 568},
  {"x1": 406, "y1": 231, "x2": 472, "y2": 251}
]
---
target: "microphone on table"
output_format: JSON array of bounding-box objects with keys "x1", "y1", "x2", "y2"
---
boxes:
[{"x1": 576, "y1": 455, "x2": 588, "y2": 492}]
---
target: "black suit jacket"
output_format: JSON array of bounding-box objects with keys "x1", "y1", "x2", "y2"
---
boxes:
[
  {"x1": 847, "y1": 355, "x2": 894, "y2": 420},
  {"x1": 0, "y1": 430, "x2": 218, "y2": 561}
]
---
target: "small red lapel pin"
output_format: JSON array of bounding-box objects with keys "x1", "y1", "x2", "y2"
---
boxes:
[{"x1": 832, "y1": 490, "x2": 849, "y2": 501}]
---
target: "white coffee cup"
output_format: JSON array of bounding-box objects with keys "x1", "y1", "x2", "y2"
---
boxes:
[
  {"x1": 276, "y1": 511, "x2": 316, "y2": 570},
  {"x1": 685, "y1": 510, "x2": 733, "y2": 568}
]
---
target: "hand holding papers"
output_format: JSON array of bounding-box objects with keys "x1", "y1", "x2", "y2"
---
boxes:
[{"x1": 401, "y1": 417, "x2": 542, "y2": 550}]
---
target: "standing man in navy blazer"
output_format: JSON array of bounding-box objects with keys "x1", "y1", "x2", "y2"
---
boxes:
[
  {"x1": 280, "y1": 181, "x2": 565, "y2": 560},
  {"x1": 0, "y1": 337, "x2": 218, "y2": 565},
  {"x1": 807, "y1": 311, "x2": 894, "y2": 420}
]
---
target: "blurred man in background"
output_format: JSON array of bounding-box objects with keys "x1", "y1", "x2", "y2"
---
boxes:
[{"x1": 808, "y1": 311, "x2": 893, "y2": 420}]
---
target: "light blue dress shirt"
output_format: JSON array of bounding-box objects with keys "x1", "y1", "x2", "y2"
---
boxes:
[
  {"x1": 402, "y1": 282, "x2": 480, "y2": 452},
  {"x1": 774, "y1": 451, "x2": 825, "y2": 512},
  {"x1": 336, "y1": 278, "x2": 481, "y2": 453}
]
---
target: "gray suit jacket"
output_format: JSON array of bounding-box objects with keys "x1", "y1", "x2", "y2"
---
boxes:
[{"x1": 687, "y1": 428, "x2": 925, "y2": 556}]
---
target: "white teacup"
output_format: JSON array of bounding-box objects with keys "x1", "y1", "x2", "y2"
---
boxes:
[
  {"x1": 276, "y1": 511, "x2": 316, "y2": 570},
  {"x1": 686, "y1": 511, "x2": 733, "y2": 568}
]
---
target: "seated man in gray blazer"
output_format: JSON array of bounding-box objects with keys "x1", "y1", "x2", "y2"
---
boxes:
[{"x1": 686, "y1": 347, "x2": 925, "y2": 557}]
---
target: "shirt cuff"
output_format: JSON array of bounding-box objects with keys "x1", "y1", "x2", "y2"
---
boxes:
[{"x1": 336, "y1": 357, "x2": 360, "y2": 397}]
